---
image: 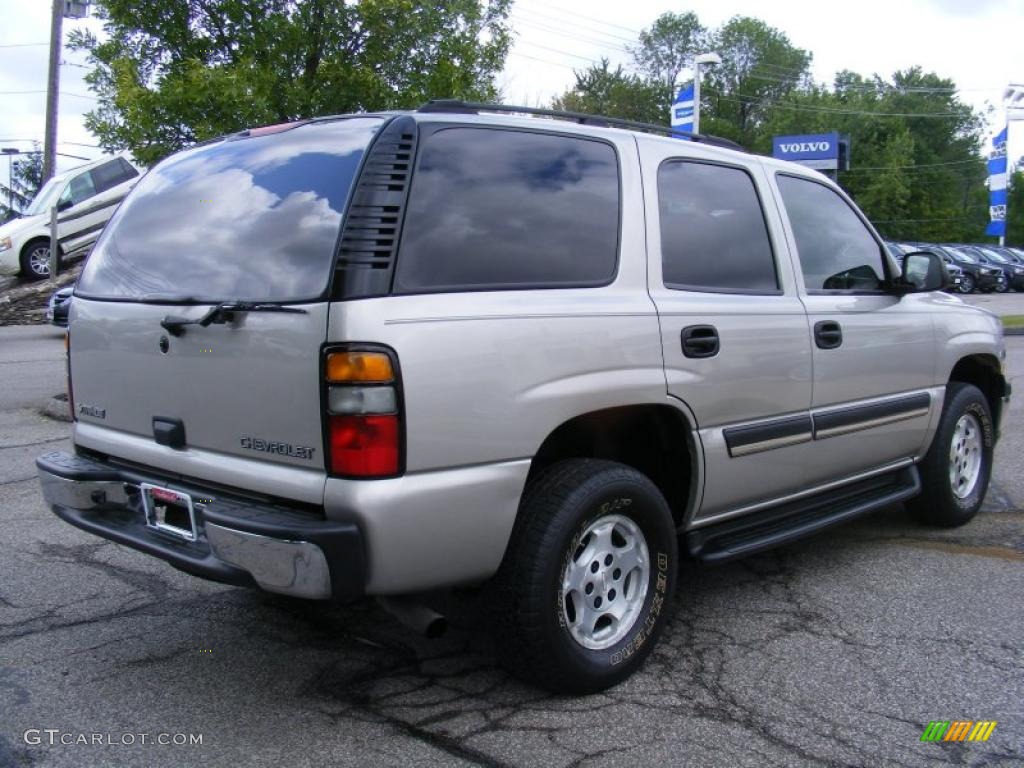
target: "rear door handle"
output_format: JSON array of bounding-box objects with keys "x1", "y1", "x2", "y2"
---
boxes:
[
  {"x1": 814, "y1": 320, "x2": 843, "y2": 349},
  {"x1": 681, "y1": 325, "x2": 720, "y2": 358}
]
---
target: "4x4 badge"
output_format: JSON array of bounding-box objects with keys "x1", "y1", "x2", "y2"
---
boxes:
[{"x1": 78, "y1": 404, "x2": 106, "y2": 419}]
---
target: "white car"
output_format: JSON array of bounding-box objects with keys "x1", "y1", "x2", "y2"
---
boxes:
[{"x1": 0, "y1": 153, "x2": 143, "y2": 280}]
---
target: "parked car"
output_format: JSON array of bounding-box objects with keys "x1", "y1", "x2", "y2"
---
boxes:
[
  {"x1": 45, "y1": 285, "x2": 73, "y2": 327},
  {"x1": 937, "y1": 245, "x2": 1005, "y2": 293},
  {"x1": 959, "y1": 245, "x2": 1014, "y2": 293},
  {"x1": 973, "y1": 245, "x2": 1024, "y2": 291},
  {"x1": 0, "y1": 153, "x2": 142, "y2": 280},
  {"x1": 36, "y1": 103, "x2": 1009, "y2": 693},
  {"x1": 894, "y1": 243, "x2": 965, "y2": 293}
]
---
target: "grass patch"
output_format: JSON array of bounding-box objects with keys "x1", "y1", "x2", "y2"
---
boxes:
[{"x1": 1002, "y1": 315, "x2": 1024, "y2": 329}]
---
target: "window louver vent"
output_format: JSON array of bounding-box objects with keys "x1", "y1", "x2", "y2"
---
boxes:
[{"x1": 333, "y1": 116, "x2": 418, "y2": 299}]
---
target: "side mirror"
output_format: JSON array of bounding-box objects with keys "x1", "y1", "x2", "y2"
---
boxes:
[
  {"x1": 898, "y1": 251, "x2": 948, "y2": 293},
  {"x1": 56, "y1": 198, "x2": 73, "y2": 212}
]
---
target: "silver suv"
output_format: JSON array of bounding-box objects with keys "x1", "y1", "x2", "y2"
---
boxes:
[{"x1": 37, "y1": 102, "x2": 1010, "y2": 693}]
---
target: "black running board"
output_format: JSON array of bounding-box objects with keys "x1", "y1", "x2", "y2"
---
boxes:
[{"x1": 686, "y1": 465, "x2": 920, "y2": 564}]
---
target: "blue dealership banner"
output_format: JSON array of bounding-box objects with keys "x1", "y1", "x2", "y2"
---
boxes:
[
  {"x1": 670, "y1": 84, "x2": 694, "y2": 139},
  {"x1": 985, "y1": 125, "x2": 1008, "y2": 238},
  {"x1": 772, "y1": 133, "x2": 841, "y2": 170}
]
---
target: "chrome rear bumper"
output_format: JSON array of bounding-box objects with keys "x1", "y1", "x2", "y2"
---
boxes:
[{"x1": 37, "y1": 451, "x2": 364, "y2": 601}]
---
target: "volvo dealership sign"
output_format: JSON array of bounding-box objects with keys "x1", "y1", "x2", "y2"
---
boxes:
[{"x1": 772, "y1": 132, "x2": 848, "y2": 171}]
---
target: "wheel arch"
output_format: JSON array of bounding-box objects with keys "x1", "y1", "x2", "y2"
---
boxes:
[
  {"x1": 947, "y1": 353, "x2": 1007, "y2": 428},
  {"x1": 527, "y1": 402, "x2": 702, "y2": 526}
]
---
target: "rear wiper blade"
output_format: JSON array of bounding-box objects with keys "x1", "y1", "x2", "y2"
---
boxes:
[{"x1": 160, "y1": 302, "x2": 308, "y2": 336}]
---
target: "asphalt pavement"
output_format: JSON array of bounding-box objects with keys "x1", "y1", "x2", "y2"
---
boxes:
[{"x1": 1, "y1": 324, "x2": 1022, "y2": 768}]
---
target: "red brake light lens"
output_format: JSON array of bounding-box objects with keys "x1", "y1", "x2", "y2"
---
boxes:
[{"x1": 328, "y1": 414, "x2": 399, "y2": 477}]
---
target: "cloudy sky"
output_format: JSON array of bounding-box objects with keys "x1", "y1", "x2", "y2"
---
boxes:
[{"x1": 0, "y1": 0, "x2": 1021, "y2": 178}]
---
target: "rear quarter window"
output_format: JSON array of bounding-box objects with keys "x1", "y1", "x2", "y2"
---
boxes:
[{"x1": 393, "y1": 127, "x2": 620, "y2": 293}]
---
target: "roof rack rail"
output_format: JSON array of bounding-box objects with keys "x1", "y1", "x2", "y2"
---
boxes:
[{"x1": 417, "y1": 99, "x2": 745, "y2": 152}]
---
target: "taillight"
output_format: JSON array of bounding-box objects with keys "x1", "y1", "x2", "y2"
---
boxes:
[
  {"x1": 65, "y1": 331, "x2": 75, "y2": 421},
  {"x1": 324, "y1": 349, "x2": 401, "y2": 477}
]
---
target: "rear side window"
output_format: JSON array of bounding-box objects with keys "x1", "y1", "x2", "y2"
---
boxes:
[
  {"x1": 658, "y1": 161, "x2": 777, "y2": 292},
  {"x1": 90, "y1": 158, "x2": 139, "y2": 194},
  {"x1": 776, "y1": 174, "x2": 886, "y2": 292},
  {"x1": 77, "y1": 118, "x2": 381, "y2": 302},
  {"x1": 394, "y1": 128, "x2": 619, "y2": 292}
]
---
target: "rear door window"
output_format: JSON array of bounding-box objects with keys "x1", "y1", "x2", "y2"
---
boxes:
[
  {"x1": 658, "y1": 161, "x2": 778, "y2": 292},
  {"x1": 394, "y1": 127, "x2": 620, "y2": 292},
  {"x1": 77, "y1": 118, "x2": 382, "y2": 303}
]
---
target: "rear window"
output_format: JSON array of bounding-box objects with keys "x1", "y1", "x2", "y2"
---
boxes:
[
  {"x1": 393, "y1": 127, "x2": 620, "y2": 293},
  {"x1": 77, "y1": 118, "x2": 382, "y2": 302}
]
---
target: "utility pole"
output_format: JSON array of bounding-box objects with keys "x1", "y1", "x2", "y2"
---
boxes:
[
  {"x1": 41, "y1": 0, "x2": 64, "y2": 185},
  {"x1": 42, "y1": 1, "x2": 90, "y2": 185}
]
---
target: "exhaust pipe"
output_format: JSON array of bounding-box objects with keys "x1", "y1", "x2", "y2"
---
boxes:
[{"x1": 377, "y1": 596, "x2": 447, "y2": 639}]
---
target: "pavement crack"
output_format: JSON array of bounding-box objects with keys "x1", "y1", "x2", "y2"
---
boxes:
[
  {"x1": 0, "y1": 475, "x2": 36, "y2": 486},
  {"x1": 0, "y1": 436, "x2": 68, "y2": 450}
]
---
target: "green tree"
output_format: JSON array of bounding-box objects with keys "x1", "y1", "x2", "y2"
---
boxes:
[
  {"x1": 70, "y1": 0, "x2": 512, "y2": 164},
  {"x1": 0, "y1": 144, "x2": 43, "y2": 221},
  {"x1": 552, "y1": 59, "x2": 666, "y2": 125},
  {"x1": 701, "y1": 16, "x2": 812, "y2": 144},
  {"x1": 758, "y1": 68, "x2": 987, "y2": 242},
  {"x1": 1006, "y1": 169, "x2": 1024, "y2": 246},
  {"x1": 630, "y1": 12, "x2": 706, "y2": 97}
]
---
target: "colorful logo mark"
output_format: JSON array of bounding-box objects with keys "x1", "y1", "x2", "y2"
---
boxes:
[{"x1": 921, "y1": 721, "x2": 997, "y2": 743}]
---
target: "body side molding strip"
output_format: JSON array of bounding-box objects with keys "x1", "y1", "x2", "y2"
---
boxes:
[
  {"x1": 723, "y1": 414, "x2": 813, "y2": 458},
  {"x1": 813, "y1": 393, "x2": 932, "y2": 440}
]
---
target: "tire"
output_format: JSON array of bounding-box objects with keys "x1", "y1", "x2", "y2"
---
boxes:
[
  {"x1": 19, "y1": 239, "x2": 59, "y2": 281},
  {"x1": 909, "y1": 383, "x2": 994, "y2": 528},
  {"x1": 490, "y1": 459, "x2": 677, "y2": 694},
  {"x1": 958, "y1": 274, "x2": 974, "y2": 294},
  {"x1": 995, "y1": 279, "x2": 1009, "y2": 293}
]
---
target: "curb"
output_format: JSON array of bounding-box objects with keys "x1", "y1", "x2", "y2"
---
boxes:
[
  {"x1": 1004, "y1": 326, "x2": 1024, "y2": 336},
  {"x1": 42, "y1": 394, "x2": 72, "y2": 422}
]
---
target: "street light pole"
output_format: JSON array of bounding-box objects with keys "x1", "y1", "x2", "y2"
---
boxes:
[{"x1": 692, "y1": 52, "x2": 722, "y2": 136}]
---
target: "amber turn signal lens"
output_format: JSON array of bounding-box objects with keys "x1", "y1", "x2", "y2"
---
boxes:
[{"x1": 326, "y1": 351, "x2": 394, "y2": 383}]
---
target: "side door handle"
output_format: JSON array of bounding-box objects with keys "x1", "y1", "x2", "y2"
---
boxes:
[
  {"x1": 814, "y1": 320, "x2": 843, "y2": 349},
  {"x1": 681, "y1": 325, "x2": 720, "y2": 358}
]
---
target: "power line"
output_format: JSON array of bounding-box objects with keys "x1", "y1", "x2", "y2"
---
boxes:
[
  {"x1": 873, "y1": 216, "x2": 982, "y2": 223},
  {"x1": 0, "y1": 89, "x2": 96, "y2": 100},
  {"x1": 513, "y1": 7, "x2": 638, "y2": 46},
  {"x1": 517, "y1": 40, "x2": 610, "y2": 64},
  {"x1": 720, "y1": 94, "x2": 966, "y2": 118},
  {"x1": 842, "y1": 159, "x2": 985, "y2": 173},
  {"x1": 507, "y1": 50, "x2": 578, "y2": 71},
  {"x1": 517, "y1": 0, "x2": 643, "y2": 36},
  {"x1": 0, "y1": 42, "x2": 48, "y2": 48},
  {"x1": 511, "y1": 16, "x2": 632, "y2": 54}
]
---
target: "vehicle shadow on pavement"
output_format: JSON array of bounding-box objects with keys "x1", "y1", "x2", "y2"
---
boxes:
[{"x1": 208, "y1": 497, "x2": 1022, "y2": 766}]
